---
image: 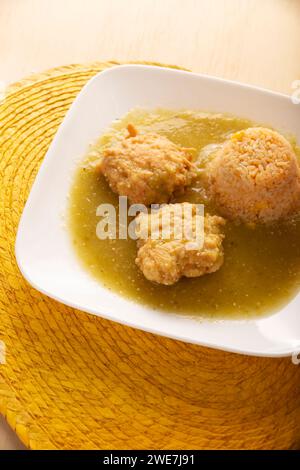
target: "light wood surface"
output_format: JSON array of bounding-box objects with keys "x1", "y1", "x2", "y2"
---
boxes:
[
  {"x1": 0, "y1": 0, "x2": 299, "y2": 450},
  {"x1": 0, "y1": 417, "x2": 25, "y2": 450}
]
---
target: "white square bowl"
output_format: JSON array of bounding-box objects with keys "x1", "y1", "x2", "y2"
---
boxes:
[{"x1": 16, "y1": 64, "x2": 300, "y2": 357}]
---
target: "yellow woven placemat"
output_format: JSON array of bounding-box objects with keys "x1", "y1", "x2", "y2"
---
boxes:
[{"x1": 0, "y1": 61, "x2": 300, "y2": 450}]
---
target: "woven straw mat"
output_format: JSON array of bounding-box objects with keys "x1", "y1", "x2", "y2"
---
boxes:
[{"x1": 0, "y1": 61, "x2": 299, "y2": 450}]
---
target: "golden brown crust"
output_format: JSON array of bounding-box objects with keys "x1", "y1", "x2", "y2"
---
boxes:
[
  {"x1": 99, "y1": 129, "x2": 196, "y2": 205},
  {"x1": 135, "y1": 203, "x2": 226, "y2": 285}
]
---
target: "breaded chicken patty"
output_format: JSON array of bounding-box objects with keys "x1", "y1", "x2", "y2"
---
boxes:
[
  {"x1": 208, "y1": 127, "x2": 300, "y2": 223},
  {"x1": 135, "y1": 203, "x2": 225, "y2": 285},
  {"x1": 98, "y1": 125, "x2": 195, "y2": 205}
]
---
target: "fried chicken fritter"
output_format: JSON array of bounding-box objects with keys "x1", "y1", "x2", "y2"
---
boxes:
[
  {"x1": 135, "y1": 203, "x2": 225, "y2": 285},
  {"x1": 99, "y1": 125, "x2": 196, "y2": 205}
]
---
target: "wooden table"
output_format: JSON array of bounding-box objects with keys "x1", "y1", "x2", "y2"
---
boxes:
[{"x1": 1, "y1": 0, "x2": 299, "y2": 450}]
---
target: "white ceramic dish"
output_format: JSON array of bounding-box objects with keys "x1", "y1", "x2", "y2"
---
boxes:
[{"x1": 16, "y1": 65, "x2": 300, "y2": 357}]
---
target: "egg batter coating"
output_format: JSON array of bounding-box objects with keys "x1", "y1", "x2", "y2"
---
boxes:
[
  {"x1": 208, "y1": 127, "x2": 300, "y2": 223},
  {"x1": 98, "y1": 125, "x2": 196, "y2": 205},
  {"x1": 135, "y1": 203, "x2": 225, "y2": 285}
]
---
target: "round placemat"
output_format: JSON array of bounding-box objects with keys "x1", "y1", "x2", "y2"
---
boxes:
[{"x1": 0, "y1": 61, "x2": 300, "y2": 450}]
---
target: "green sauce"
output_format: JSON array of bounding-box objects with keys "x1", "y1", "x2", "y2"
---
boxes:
[{"x1": 69, "y1": 109, "x2": 300, "y2": 319}]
